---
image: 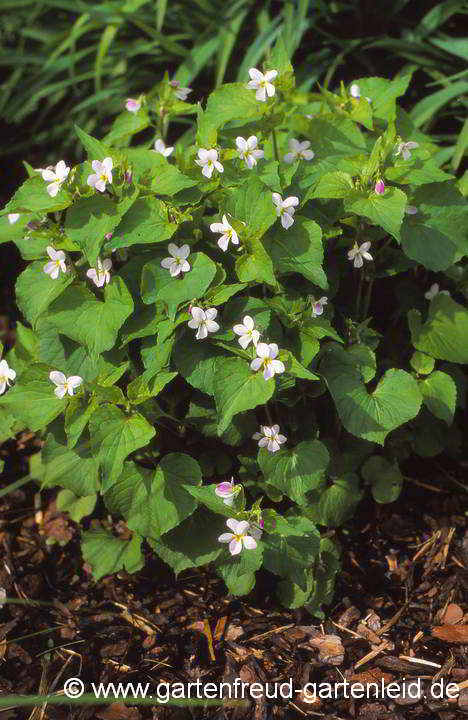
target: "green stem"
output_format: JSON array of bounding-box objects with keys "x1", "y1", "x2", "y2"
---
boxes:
[
  {"x1": 361, "y1": 276, "x2": 374, "y2": 320},
  {"x1": 265, "y1": 404, "x2": 274, "y2": 426},
  {"x1": 355, "y1": 268, "x2": 364, "y2": 318},
  {"x1": 272, "y1": 128, "x2": 280, "y2": 163}
]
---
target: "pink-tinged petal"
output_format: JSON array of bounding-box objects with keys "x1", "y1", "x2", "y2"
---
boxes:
[
  {"x1": 268, "y1": 439, "x2": 280, "y2": 452},
  {"x1": 271, "y1": 360, "x2": 285, "y2": 374},
  {"x1": 255, "y1": 86, "x2": 267, "y2": 102},
  {"x1": 197, "y1": 148, "x2": 209, "y2": 161},
  {"x1": 233, "y1": 324, "x2": 246, "y2": 336},
  {"x1": 91, "y1": 160, "x2": 102, "y2": 173},
  {"x1": 102, "y1": 157, "x2": 113, "y2": 174},
  {"x1": 202, "y1": 164, "x2": 214, "y2": 179},
  {"x1": 205, "y1": 308, "x2": 218, "y2": 320},
  {"x1": 247, "y1": 136, "x2": 258, "y2": 149},
  {"x1": 187, "y1": 319, "x2": 200, "y2": 329},
  {"x1": 161, "y1": 257, "x2": 175, "y2": 269},
  {"x1": 178, "y1": 244, "x2": 190, "y2": 259},
  {"x1": 180, "y1": 260, "x2": 190, "y2": 273},
  {"x1": 243, "y1": 315, "x2": 254, "y2": 331},
  {"x1": 256, "y1": 342, "x2": 270, "y2": 359},
  {"x1": 190, "y1": 307, "x2": 206, "y2": 322},
  {"x1": 218, "y1": 532, "x2": 234, "y2": 543},
  {"x1": 277, "y1": 434, "x2": 287, "y2": 444},
  {"x1": 350, "y1": 84, "x2": 360, "y2": 98},
  {"x1": 263, "y1": 426, "x2": 273, "y2": 437},
  {"x1": 236, "y1": 521, "x2": 250, "y2": 534},
  {"x1": 283, "y1": 196, "x2": 299, "y2": 208},
  {"x1": 231, "y1": 230, "x2": 239, "y2": 244},
  {"x1": 353, "y1": 255, "x2": 364, "y2": 268},
  {"x1": 236, "y1": 136, "x2": 246, "y2": 151},
  {"x1": 252, "y1": 432, "x2": 263, "y2": 440},
  {"x1": 102, "y1": 258, "x2": 112, "y2": 271},
  {"x1": 251, "y1": 329, "x2": 260, "y2": 346},
  {"x1": 167, "y1": 242, "x2": 180, "y2": 257},
  {"x1": 271, "y1": 424, "x2": 280, "y2": 434},
  {"x1": 217, "y1": 235, "x2": 229, "y2": 252},
  {"x1": 206, "y1": 149, "x2": 218, "y2": 162},
  {"x1": 87, "y1": 173, "x2": 98, "y2": 188},
  {"x1": 238, "y1": 334, "x2": 251, "y2": 350},
  {"x1": 214, "y1": 161, "x2": 224, "y2": 173},
  {"x1": 264, "y1": 70, "x2": 277, "y2": 82},
  {"x1": 55, "y1": 385, "x2": 67, "y2": 399},
  {"x1": 272, "y1": 193, "x2": 282, "y2": 207},
  {"x1": 229, "y1": 538, "x2": 242, "y2": 555},
  {"x1": 242, "y1": 536, "x2": 257, "y2": 550},
  {"x1": 265, "y1": 82, "x2": 276, "y2": 98},
  {"x1": 223, "y1": 495, "x2": 234, "y2": 506},
  {"x1": 44, "y1": 261, "x2": 57, "y2": 277},
  {"x1": 250, "y1": 358, "x2": 263, "y2": 371},
  {"x1": 55, "y1": 160, "x2": 67, "y2": 177},
  {"x1": 46, "y1": 182, "x2": 60, "y2": 197},
  {"x1": 258, "y1": 437, "x2": 269, "y2": 447},
  {"x1": 362, "y1": 252, "x2": 373, "y2": 261},
  {"x1": 8, "y1": 213, "x2": 20, "y2": 224},
  {"x1": 248, "y1": 68, "x2": 263, "y2": 82},
  {"x1": 253, "y1": 149, "x2": 264, "y2": 159},
  {"x1": 283, "y1": 152, "x2": 296, "y2": 164},
  {"x1": 245, "y1": 155, "x2": 255, "y2": 169},
  {"x1": 281, "y1": 213, "x2": 294, "y2": 229},
  {"x1": 205, "y1": 320, "x2": 220, "y2": 333},
  {"x1": 268, "y1": 343, "x2": 279, "y2": 358},
  {"x1": 407, "y1": 141, "x2": 419, "y2": 150},
  {"x1": 94, "y1": 178, "x2": 107, "y2": 193},
  {"x1": 210, "y1": 222, "x2": 225, "y2": 233},
  {"x1": 302, "y1": 149, "x2": 315, "y2": 160},
  {"x1": 196, "y1": 324, "x2": 208, "y2": 340},
  {"x1": 86, "y1": 268, "x2": 99, "y2": 284},
  {"x1": 226, "y1": 518, "x2": 240, "y2": 532},
  {"x1": 49, "y1": 370, "x2": 66, "y2": 386},
  {"x1": 41, "y1": 169, "x2": 57, "y2": 182},
  {"x1": 361, "y1": 241, "x2": 371, "y2": 252},
  {"x1": 249, "y1": 526, "x2": 263, "y2": 540},
  {"x1": 46, "y1": 246, "x2": 58, "y2": 260},
  {"x1": 169, "y1": 264, "x2": 181, "y2": 277},
  {"x1": 263, "y1": 365, "x2": 274, "y2": 380}
]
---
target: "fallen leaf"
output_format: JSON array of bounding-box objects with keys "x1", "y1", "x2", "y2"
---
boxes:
[
  {"x1": 307, "y1": 634, "x2": 344, "y2": 665},
  {"x1": 441, "y1": 603, "x2": 464, "y2": 625},
  {"x1": 431, "y1": 625, "x2": 468, "y2": 643}
]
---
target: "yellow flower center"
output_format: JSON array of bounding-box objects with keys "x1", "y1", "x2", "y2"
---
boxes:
[{"x1": 233, "y1": 533, "x2": 245, "y2": 542}]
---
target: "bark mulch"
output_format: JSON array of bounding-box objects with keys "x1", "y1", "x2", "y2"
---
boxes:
[{"x1": 1, "y1": 435, "x2": 468, "y2": 720}]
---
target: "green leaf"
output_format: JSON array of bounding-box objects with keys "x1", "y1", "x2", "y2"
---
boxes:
[
  {"x1": 344, "y1": 187, "x2": 407, "y2": 241},
  {"x1": 385, "y1": 160, "x2": 453, "y2": 186},
  {"x1": 2, "y1": 176, "x2": 72, "y2": 215},
  {"x1": 141, "y1": 252, "x2": 217, "y2": 316},
  {"x1": 65, "y1": 190, "x2": 138, "y2": 265},
  {"x1": 263, "y1": 516, "x2": 320, "y2": 588},
  {"x1": 355, "y1": 75, "x2": 412, "y2": 122},
  {"x1": 148, "y1": 509, "x2": 224, "y2": 575},
  {"x1": 45, "y1": 276, "x2": 134, "y2": 356},
  {"x1": 361, "y1": 456, "x2": 403, "y2": 504},
  {"x1": 410, "y1": 351, "x2": 435, "y2": 376},
  {"x1": 0, "y1": 364, "x2": 66, "y2": 432},
  {"x1": 125, "y1": 149, "x2": 197, "y2": 195},
  {"x1": 213, "y1": 357, "x2": 275, "y2": 435},
  {"x1": 227, "y1": 175, "x2": 277, "y2": 240},
  {"x1": 235, "y1": 239, "x2": 276, "y2": 287},
  {"x1": 420, "y1": 370, "x2": 457, "y2": 425},
  {"x1": 64, "y1": 396, "x2": 99, "y2": 449},
  {"x1": 74, "y1": 124, "x2": 112, "y2": 161},
  {"x1": 258, "y1": 440, "x2": 330, "y2": 504},
  {"x1": 57, "y1": 489, "x2": 97, "y2": 523},
  {"x1": 173, "y1": 330, "x2": 228, "y2": 395},
  {"x1": 42, "y1": 431, "x2": 99, "y2": 495},
  {"x1": 110, "y1": 197, "x2": 178, "y2": 248},
  {"x1": 320, "y1": 343, "x2": 422, "y2": 444},
  {"x1": 104, "y1": 109, "x2": 150, "y2": 144},
  {"x1": 204, "y1": 83, "x2": 265, "y2": 131},
  {"x1": 81, "y1": 527, "x2": 144, "y2": 581},
  {"x1": 215, "y1": 542, "x2": 263, "y2": 596},
  {"x1": 408, "y1": 294, "x2": 468, "y2": 364},
  {"x1": 127, "y1": 371, "x2": 177, "y2": 404},
  {"x1": 263, "y1": 217, "x2": 326, "y2": 287},
  {"x1": 90, "y1": 406, "x2": 156, "y2": 492},
  {"x1": 104, "y1": 455, "x2": 201, "y2": 538},
  {"x1": 307, "y1": 171, "x2": 354, "y2": 199},
  {"x1": 314, "y1": 473, "x2": 364, "y2": 525},
  {"x1": 182, "y1": 482, "x2": 242, "y2": 518},
  {"x1": 15, "y1": 260, "x2": 74, "y2": 327}
]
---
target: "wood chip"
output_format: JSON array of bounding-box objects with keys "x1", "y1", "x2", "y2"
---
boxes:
[
  {"x1": 431, "y1": 625, "x2": 468, "y2": 643},
  {"x1": 306, "y1": 634, "x2": 344, "y2": 665},
  {"x1": 441, "y1": 603, "x2": 464, "y2": 625}
]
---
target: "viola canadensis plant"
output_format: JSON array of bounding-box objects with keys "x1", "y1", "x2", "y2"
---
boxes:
[{"x1": 1, "y1": 43, "x2": 467, "y2": 613}]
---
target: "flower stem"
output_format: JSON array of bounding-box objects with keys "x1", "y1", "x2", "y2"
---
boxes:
[
  {"x1": 355, "y1": 268, "x2": 364, "y2": 318},
  {"x1": 272, "y1": 128, "x2": 280, "y2": 164},
  {"x1": 362, "y1": 276, "x2": 374, "y2": 320},
  {"x1": 265, "y1": 404, "x2": 274, "y2": 426}
]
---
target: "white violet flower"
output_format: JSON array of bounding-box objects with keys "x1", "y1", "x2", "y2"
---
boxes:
[
  {"x1": 41, "y1": 160, "x2": 70, "y2": 197},
  {"x1": 218, "y1": 518, "x2": 258, "y2": 556},
  {"x1": 195, "y1": 148, "x2": 224, "y2": 179},
  {"x1": 125, "y1": 98, "x2": 141, "y2": 113},
  {"x1": 49, "y1": 371, "x2": 83, "y2": 398},
  {"x1": 210, "y1": 215, "x2": 239, "y2": 252},
  {"x1": 395, "y1": 141, "x2": 419, "y2": 161},
  {"x1": 425, "y1": 283, "x2": 449, "y2": 301},
  {"x1": 272, "y1": 193, "x2": 299, "y2": 229},
  {"x1": 0, "y1": 359, "x2": 16, "y2": 395},
  {"x1": 87, "y1": 157, "x2": 113, "y2": 192},
  {"x1": 8, "y1": 213, "x2": 20, "y2": 224},
  {"x1": 154, "y1": 138, "x2": 174, "y2": 157},
  {"x1": 283, "y1": 138, "x2": 315, "y2": 164},
  {"x1": 232, "y1": 315, "x2": 260, "y2": 349},
  {"x1": 247, "y1": 68, "x2": 277, "y2": 102},
  {"x1": 215, "y1": 479, "x2": 239, "y2": 506},
  {"x1": 349, "y1": 83, "x2": 371, "y2": 103},
  {"x1": 236, "y1": 136, "x2": 264, "y2": 169},
  {"x1": 160, "y1": 243, "x2": 191, "y2": 277},
  {"x1": 86, "y1": 257, "x2": 112, "y2": 287},
  {"x1": 251, "y1": 342, "x2": 285, "y2": 380},
  {"x1": 188, "y1": 307, "x2": 220, "y2": 340},
  {"x1": 44, "y1": 246, "x2": 67, "y2": 279},
  {"x1": 311, "y1": 296, "x2": 328, "y2": 318},
  {"x1": 348, "y1": 241, "x2": 373, "y2": 268},
  {"x1": 169, "y1": 80, "x2": 192, "y2": 101},
  {"x1": 253, "y1": 424, "x2": 287, "y2": 453}
]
